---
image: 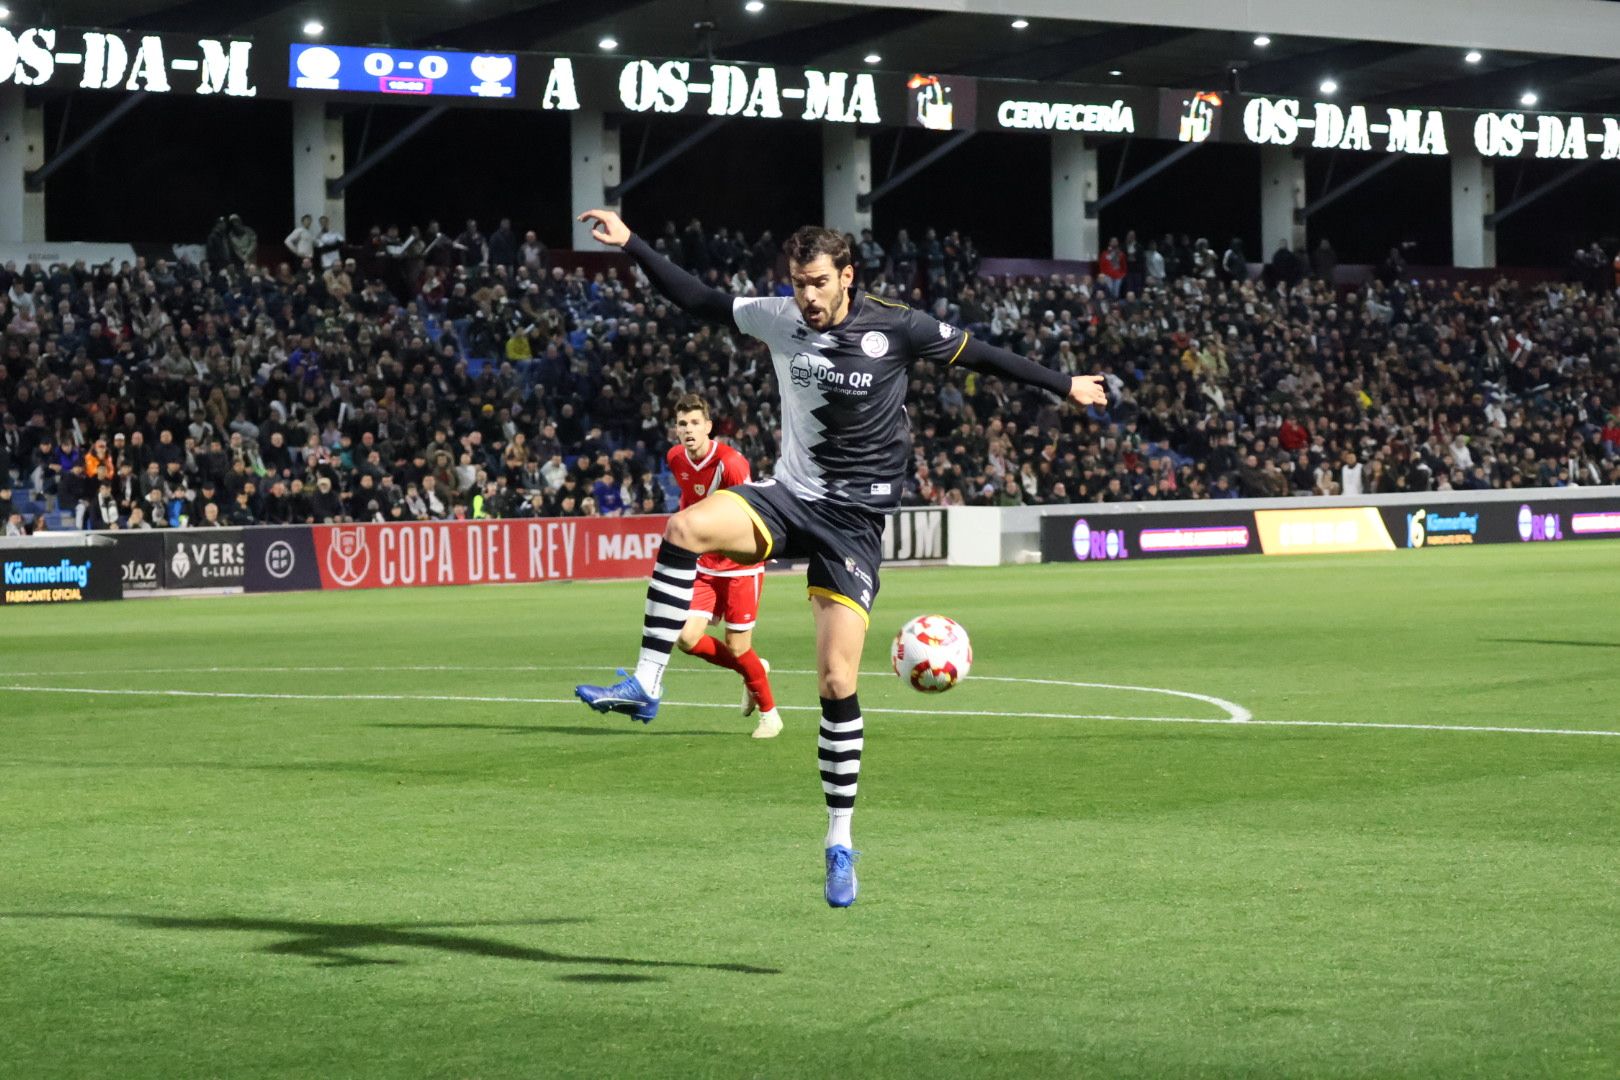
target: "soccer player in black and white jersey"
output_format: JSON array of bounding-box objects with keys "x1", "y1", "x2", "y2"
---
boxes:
[{"x1": 575, "y1": 209, "x2": 1107, "y2": 907}]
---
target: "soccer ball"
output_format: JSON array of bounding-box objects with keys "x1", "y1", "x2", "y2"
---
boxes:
[{"x1": 891, "y1": 615, "x2": 972, "y2": 693}]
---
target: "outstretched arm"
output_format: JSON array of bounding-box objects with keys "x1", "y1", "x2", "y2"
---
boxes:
[
  {"x1": 956, "y1": 336, "x2": 1107, "y2": 410},
  {"x1": 578, "y1": 209, "x2": 736, "y2": 329}
]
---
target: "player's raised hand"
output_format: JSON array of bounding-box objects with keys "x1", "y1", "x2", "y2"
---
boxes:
[
  {"x1": 577, "y1": 208, "x2": 631, "y2": 247},
  {"x1": 1068, "y1": 374, "x2": 1108, "y2": 409}
]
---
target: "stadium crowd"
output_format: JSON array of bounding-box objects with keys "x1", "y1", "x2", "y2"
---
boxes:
[{"x1": 1, "y1": 216, "x2": 1618, "y2": 535}]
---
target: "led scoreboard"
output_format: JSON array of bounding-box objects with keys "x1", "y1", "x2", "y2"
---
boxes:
[{"x1": 288, "y1": 44, "x2": 515, "y2": 98}]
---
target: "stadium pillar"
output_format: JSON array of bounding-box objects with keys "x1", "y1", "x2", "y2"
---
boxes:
[
  {"x1": 822, "y1": 125, "x2": 872, "y2": 236},
  {"x1": 0, "y1": 86, "x2": 45, "y2": 244},
  {"x1": 292, "y1": 99, "x2": 346, "y2": 235},
  {"x1": 571, "y1": 108, "x2": 621, "y2": 249},
  {"x1": 1260, "y1": 145, "x2": 1306, "y2": 258},
  {"x1": 1051, "y1": 133, "x2": 1098, "y2": 261},
  {"x1": 1450, "y1": 143, "x2": 1496, "y2": 268}
]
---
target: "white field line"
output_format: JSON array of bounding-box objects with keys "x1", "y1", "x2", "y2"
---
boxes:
[
  {"x1": 0, "y1": 667, "x2": 1250, "y2": 721},
  {"x1": 0, "y1": 684, "x2": 1217, "y2": 724},
  {"x1": 3, "y1": 679, "x2": 1619, "y2": 738}
]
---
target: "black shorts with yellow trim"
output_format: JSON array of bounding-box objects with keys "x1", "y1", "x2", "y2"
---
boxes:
[{"x1": 720, "y1": 480, "x2": 883, "y2": 626}]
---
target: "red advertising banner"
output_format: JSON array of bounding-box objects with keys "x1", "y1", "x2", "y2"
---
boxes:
[{"x1": 308, "y1": 516, "x2": 670, "y2": 590}]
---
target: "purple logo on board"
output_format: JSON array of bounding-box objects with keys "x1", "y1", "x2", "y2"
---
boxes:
[
  {"x1": 1517, "y1": 504, "x2": 1563, "y2": 543},
  {"x1": 1072, "y1": 519, "x2": 1128, "y2": 561}
]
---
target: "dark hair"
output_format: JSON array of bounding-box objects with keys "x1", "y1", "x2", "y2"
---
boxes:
[
  {"x1": 674, "y1": 393, "x2": 710, "y2": 420},
  {"x1": 783, "y1": 226, "x2": 853, "y2": 272}
]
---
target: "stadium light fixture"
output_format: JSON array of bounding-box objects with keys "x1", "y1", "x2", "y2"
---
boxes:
[
  {"x1": 1319, "y1": 78, "x2": 1338, "y2": 95},
  {"x1": 1011, "y1": 18, "x2": 1029, "y2": 29},
  {"x1": 1253, "y1": 35, "x2": 1271, "y2": 47},
  {"x1": 745, "y1": 1, "x2": 765, "y2": 13},
  {"x1": 1465, "y1": 50, "x2": 1483, "y2": 64},
  {"x1": 302, "y1": 19, "x2": 324, "y2": 38},
  {"x1": 599, "y1": 36, "x2": 619, "y2": 51},
  {"x1": 1108, "y1": 69, "x2": 1123, "y2": 77},
  {"x1": 864, "y1": 53, "x2": 882, "y2": 64},
  {"x1": 1520, "y1": 91, "x2": 1538, "y2": 106},
  {"x1": 0, "y1": 6, "x2": 11, "y2": 20}
]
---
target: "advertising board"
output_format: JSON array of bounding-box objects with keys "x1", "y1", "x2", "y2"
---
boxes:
[{"x1": 1, "y1": 546, "x2": 122, "y2": 604}]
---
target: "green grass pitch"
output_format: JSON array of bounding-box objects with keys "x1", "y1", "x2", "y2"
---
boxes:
[{"x1": 3, "y1": 543, "x2": 1620, "y2": 1078}]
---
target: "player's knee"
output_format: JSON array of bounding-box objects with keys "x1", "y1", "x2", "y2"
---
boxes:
[
  {"x1": 665, "y1": 510, "x2": 703, "y2": 551},
  {"x1": 818, "y1": 665, "x2": 859, "y2": 699},
  {"x1": 676, "y1": 622, "x2": 705, "y2": 651}
]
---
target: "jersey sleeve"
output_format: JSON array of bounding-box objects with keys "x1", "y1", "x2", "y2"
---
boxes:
[
  {"x1": 666, "y1": 446, "x2": 693, "y2": 510},
  {"x1": 719, "y1": 444, "x2": 751, "y2": 489},
  {"x1": 899, "y1": 306, "x2": 971, "y2": 366},
  {"x1": 732, "y1": 296, "x2": 802, "y2": 343}
]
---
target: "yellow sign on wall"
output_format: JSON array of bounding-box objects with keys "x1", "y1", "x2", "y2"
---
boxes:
[{"x1": 1254, "y1": 507, "x2": 1396, "y2": 555}]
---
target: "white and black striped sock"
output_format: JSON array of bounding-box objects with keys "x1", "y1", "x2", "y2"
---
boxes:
[
  {"x1": 819, "y1": 694, "x2": 862, "y2": 848},
  {"x1": 632, "y1": 541, "x2": 698, "y2": 697}
]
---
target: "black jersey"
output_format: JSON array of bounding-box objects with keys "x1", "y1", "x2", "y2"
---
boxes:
[{"x1": 733, "y1": 292, "x2": 967, "y2": 513}]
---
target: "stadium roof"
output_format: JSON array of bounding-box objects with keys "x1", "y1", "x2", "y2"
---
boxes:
[{"x1": 36, "y1": 0, "x2": 1620, "y2": 114}]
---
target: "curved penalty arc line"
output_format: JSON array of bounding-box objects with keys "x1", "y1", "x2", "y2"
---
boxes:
[{"x1": 954, "y1": 675, "x2": 1252, "y2": 724}]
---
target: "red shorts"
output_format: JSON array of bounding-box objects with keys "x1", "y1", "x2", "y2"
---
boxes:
[{"x1": 689, "y1": 571, "x2": 764, "y2": 632}]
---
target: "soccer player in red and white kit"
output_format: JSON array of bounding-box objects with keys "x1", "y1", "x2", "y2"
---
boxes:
[{"x1": 668, "y1": 394, "x2": 783, "y2": 739}]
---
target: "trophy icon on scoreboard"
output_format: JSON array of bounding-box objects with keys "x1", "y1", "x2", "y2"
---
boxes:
[
  {"x1": 1177, "y1": 91, "x2": 1222, "y2": 143},
  {"x1": 470, "y1": 55, "x2": 515, "y2": 97},
  {"x1": 908, "y1": 74, "x2": 953, "y2": 131},
  {"x1": 294, "y1": 46, "x2": 342, "y2": 89}
]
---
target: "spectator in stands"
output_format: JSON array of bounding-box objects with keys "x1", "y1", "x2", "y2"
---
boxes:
[
  {"x1": 890, "y1": 229, "x2": 918, "y2": 285},
  {"x1": 226, "y1": 214, "x2": 257, "y2": 268},
  {"x1": 520, "y1": 230, "x2": 548, "y2": 274},
  {"x1": 1266, "y1": 240, "x2": 1301, "y2": 289},
  {"x1": 1098, "y1": 238, "x2": 1126, "y2": 298},
  {"x1": 309, "y1": 475, "x2": 343, "y2": 522},
  {"x1": 227, "y1": 491, "x2": 256, "y2": 526},
  {"x1": 1123, "y1": 230, "x2": 1144, "y2": 295},
  {"x1": 489, "y1": 218, "x2": 519, "y2": 270},
  {"x1": 453, "y1": 219, "x2": 487, "y2": 266},
  {"x1": 858, "y1": 229, "x2": 885, "y2": 285},
  {"x1": 1143, "y1": 239, "x2": 1166, "y2": 285},
  {"x1": 1312, "y1": 238, "x2": 1338, "y2": 282},
  {"x1": 1376, "y1": 244, "x2": 1410, "y2": 286},
  {"x1": 315, "y1": 215, "x2": 344, "y2": 270},
  {"x1": 1341, "y1": 452, "x2": 1365, "y2": 497},
  {"x1": 1220, "y1": 238, "x2": 1246, "y2": 283},
  {"x1": 285, "y1": 214, "x2": 316, "y2": 261}
]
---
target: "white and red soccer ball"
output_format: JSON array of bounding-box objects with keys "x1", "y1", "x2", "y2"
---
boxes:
[{"x1": 891, "y1": 615, "x2": 972, "y2": 693}]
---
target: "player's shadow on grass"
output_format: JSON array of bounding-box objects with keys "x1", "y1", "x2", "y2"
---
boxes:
[
  {"x1": 1483, "y1": 637, "x2": 1620, "y2": 649},
  {"x1": 0, "y1": 912, "x2": 779, "y2": 975},
  {"x1": 370, "y1": 722, "x2": 734, "y2": 737}
]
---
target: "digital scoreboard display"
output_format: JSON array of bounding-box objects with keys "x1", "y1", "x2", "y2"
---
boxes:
[{"x1": 288, "y1": 44, "x2": 515, "y2": 98}]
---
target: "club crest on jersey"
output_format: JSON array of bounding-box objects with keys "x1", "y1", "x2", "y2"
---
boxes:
[
  {"x1": 860, "y1": 331, "x2": 889, "y2": 358},
  {"x1": 938, "y1": 321, "x2": 953, "y2": 339},
  {"x1": 695, "y1": 483, "x2": 706, "y2": 494}
]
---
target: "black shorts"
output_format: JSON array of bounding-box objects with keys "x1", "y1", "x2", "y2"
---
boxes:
[{"x1": 717, "y1": 480, "x2": 883, "y2": 626}]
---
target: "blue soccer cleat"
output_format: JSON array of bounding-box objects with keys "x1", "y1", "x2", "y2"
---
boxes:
[
  {"x1": 574, "y1": 669, "x2": 660, "y2": 723},
  {"x1": 824, "y1": 845, "x2": 859, "y2": 908}
]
